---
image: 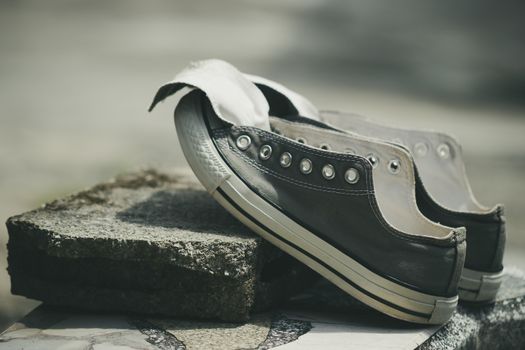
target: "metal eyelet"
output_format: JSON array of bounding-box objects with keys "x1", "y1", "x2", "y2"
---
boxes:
[
  {"x1": 414, "y1": 142, "x2": 428, "y2": 157},
  {"x1": 437, "y1": 143, "x2": 450, "y2": 159},
  {"x1": 259, "y1": 145, "x2": 272, "y2": 160},
  {"x1": 344, "y1": 168, "x2": 360, "y2": 184},
  {"x1": 320, "y1": 143, "x2": 331, "y2": 151},
  {"x1": 344, "y1": 148, "x2": 357, "y2": 155},
  {"x1": 279, "y1": 152, "x2": 292, "y2": 168},
  {"x1": 296, "y1": 137, "x2": 307, "y2": 145},
  {"x1": 388, "y1": 159, "x2": 401, "y2": 174},
  {"x1": 321, "y1": 164, "x2": 335, "y2": 180},
  {"x1": 299, "y1": 158, "x2": 313, "y2": 174},
  {"x1": 236, "y1": 135, "x2": 251, "y2": 151},
  {"x1": 366, "y1": 154, "x2": 379, "y2": 168}
]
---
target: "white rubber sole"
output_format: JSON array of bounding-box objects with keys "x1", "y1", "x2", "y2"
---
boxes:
[
  {"x1": 458, "y1": 268, "x2": 504, "y2": 303},
  {"x1": 173, "y1": 93, "x2": 458, "y2": 324}
]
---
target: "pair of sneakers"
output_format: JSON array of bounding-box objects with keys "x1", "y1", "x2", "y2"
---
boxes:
[{"x1": 149, "y1": 60, "x2": 506, "y2": 325}]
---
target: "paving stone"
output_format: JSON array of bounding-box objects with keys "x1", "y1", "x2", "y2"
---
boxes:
[
  {"x1": 1, "y1": 269, "x2": 524, "y2": 349},
  {"x1": 5, "y1": 169, "x2": 317, "y2": 322}
]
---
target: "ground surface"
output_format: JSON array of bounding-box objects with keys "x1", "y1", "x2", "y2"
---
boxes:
[
  {"x1": 1, "y1": 0, "x2": 524, "y2": 332},
  {"x1": 2, "y1": 268, "x2": 525, "y2": 349}
]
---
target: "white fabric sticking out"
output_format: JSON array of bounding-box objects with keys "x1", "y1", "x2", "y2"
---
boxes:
[
  {"x1": 161, "y1": 59, "x2": 271, "y2": 131},
  {"x1": 245, "y1": 73, "x2": 320, "y2": 120}
]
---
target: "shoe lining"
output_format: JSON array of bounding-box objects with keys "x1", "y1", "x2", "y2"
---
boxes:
[{"x1": 320, "y1": 111, "x2": 494, "y2": 214}]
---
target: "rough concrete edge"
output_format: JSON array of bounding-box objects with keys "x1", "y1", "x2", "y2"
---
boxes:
[
  {"x1": 417, "y1": 312, "x2": 479, "y2": 350},
  {"x1": 9, "y1": 271, "x2": 256, "y2": 322},
  {"x1": 5, "y1": 168, "x2": 264, "y2": 277}
]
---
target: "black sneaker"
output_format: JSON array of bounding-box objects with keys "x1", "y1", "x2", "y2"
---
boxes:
[
  {"x1": 248, "y1": 75, "x2": 505, "y2": 303},
  {"x1": 150, "y1": 60, "x2": 466, "y2": 324}
]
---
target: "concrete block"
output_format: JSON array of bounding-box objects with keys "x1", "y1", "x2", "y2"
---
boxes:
[{"x1": 6, "y1": 169, "x2": 317, "y2": 322}]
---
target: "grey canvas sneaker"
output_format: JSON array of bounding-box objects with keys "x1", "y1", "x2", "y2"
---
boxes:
[
  {"x1": 247, "y1": 74, "x2": 506, "y2": 303},
  {"x1": 150, "y1": 60, "x2": 466, "y2": 324}
]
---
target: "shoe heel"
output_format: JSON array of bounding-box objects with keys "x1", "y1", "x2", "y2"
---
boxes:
[{"x1": 459, "y1": 268, "x2": 504, "y2": 303}]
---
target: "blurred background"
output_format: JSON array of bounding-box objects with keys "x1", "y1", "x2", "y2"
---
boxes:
[{"x1": 1, "y1": 0, "x2": 524, "y2": 332}]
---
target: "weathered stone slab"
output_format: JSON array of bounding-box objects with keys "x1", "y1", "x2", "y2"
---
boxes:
[{"x1": 5, "y1": 169, "x2": 317, "y2": 322}]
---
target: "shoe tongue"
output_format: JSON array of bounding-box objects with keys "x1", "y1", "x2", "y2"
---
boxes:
[
  {"x1": 245, "y1": 73, "x2": 320, "y2": 121},
  {"x1": 149, "y1": 59, "x2": 271, "y2": 131}
]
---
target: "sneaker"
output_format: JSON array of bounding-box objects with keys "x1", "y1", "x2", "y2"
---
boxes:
[
  {"x1": 248, "y1": 74, "x2": 506, "y2": 303},
  {"x1": 150, "y1": 60, "x2": 466, "y2": 324}
]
